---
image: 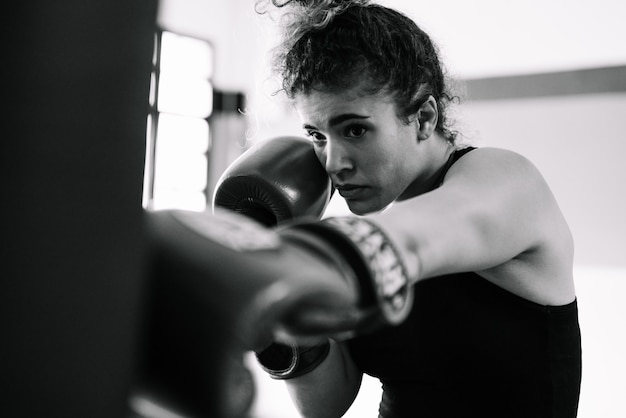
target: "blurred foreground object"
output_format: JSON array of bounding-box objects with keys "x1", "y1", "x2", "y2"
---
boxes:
[{"x1": 4, "y1": 1, "x2": 157, "y2": 417}]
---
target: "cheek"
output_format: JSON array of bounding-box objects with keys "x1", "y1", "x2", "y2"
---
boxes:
[
  {"x1": 370, "y1": 145, "x2": 403, "y2": 173},
  {"x1": 369, "y1": 144, "x2": 415, "y2": 186},
  {"x1": 313, "y1": 147, "x2": 326, "y2": 167}
]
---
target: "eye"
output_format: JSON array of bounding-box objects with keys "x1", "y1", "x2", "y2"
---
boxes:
[
  {"x1": 305, "y1": 130, "x2": 326, "y2": 143},
  {"x1": 345, "y1": 124, "x2": 367, "y2": 138}
]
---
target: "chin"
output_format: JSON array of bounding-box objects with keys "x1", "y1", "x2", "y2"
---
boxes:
[{"x1": 346, "y1": 200, "x2": 387, "y2": 217}]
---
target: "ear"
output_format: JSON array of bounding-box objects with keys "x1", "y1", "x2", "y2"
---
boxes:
[{"x1": 416, "y1": 95, "x2": 438, "y2": 141}]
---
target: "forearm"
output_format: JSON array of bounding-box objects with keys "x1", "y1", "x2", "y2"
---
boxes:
[{"x1": 285, "y1": 340, "x2": 362, "y2": 418}]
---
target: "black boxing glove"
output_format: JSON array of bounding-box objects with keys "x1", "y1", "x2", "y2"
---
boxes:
[
  {"x1": 253, "y1": 216, "x2": 416, "y2": 379},
  {"x1": 212, "y1": 136, "x2": 335, "y2": 380},
  {"x1": 279, "y1": 216, "x2": 416, "y2": 332},
  {"x1": 138, "y1": 209, "x2": 359, "y2": 413},
  {"x1": 146, "y1": 209, "x2": 415, "y2": 382},
  {"x1": 146, "y1": 209, "x2": 360, "y2": 351},
  {"x1": 212, "y1": 136, "x2": 332, "y2": 226}
]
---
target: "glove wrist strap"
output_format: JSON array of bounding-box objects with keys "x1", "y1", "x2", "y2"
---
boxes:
[{"x1": 310, "y1": 217, "x2": 414, "y2": 326}]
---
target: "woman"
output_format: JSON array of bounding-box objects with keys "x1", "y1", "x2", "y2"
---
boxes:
[{"x1": 254, "y1": 1, "x2": 582, "y2": 417}]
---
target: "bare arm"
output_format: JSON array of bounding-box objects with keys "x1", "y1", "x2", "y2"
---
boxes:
[
  {"x1": 268, "y1": 148, "x2": 573, "y2": 416},
  {"x1": 375, "y1": 147, "x2": 574, "y2": 304},
  {"x1": 284, "y1": 340, "x2": 362, "y2": 418}
]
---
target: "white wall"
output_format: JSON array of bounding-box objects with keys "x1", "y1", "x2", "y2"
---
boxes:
[
  {"x1": 158, "y1": 0, "x2": 270, "y2": 93},
  {"x1": 381, "y1": 0, "x2": 626, "y2": 78},
  {"x1": 158, "y1": 0, "x2": 626, "y2": 85},
  {"x1": 461, "y1": 93, "x2": 626, "y2": 268}
]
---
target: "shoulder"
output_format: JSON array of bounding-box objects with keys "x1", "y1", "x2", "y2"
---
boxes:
[
  {"x1": 453, "y1": 146, "x2": 536, "y2": 171},
  {"x1": 447, "y1": 148, "x2": 575, "y2": 304},
  {"x1": 440, "y1": 146, "x2": 566, "y2": 250},
  {"x1": 443, "y1": 146, "x2": 558, "y2": 234},
  {"x1": 444, "y1": 147, "x2": 546, "y2": 191}
]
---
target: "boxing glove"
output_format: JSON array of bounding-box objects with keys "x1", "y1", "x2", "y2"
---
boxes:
[
  {"x1": 146, "y1": 208, "x2": 416, "y2": 342},
  {"x1": 145, "y1": 208, "x2": 360, "y2": 351},
  {"x1": 278, "y1": 216, "x2": 415, "y2": 334},
  {"x1": 212, "y1": 136, "x2": 332, "y2": 226},
  {"x1": 136, "y1": 208, "x2": 361, "y2": 415},
  {"x1": 212, "y1": 136, "x2": 335, "y2": 381},
  {"x1": 253, "y1": 216, "x2": 417, "y2": 379}
]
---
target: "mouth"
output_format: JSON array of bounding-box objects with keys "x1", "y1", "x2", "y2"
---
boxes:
[{"x1": 334, "y1": 184, "x2": 367, "y2": 199}]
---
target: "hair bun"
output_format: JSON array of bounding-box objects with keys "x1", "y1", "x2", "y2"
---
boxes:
[
  {"x1": 272, "y1": 0, "x2": 359, "y2": 6},
  {"x1": 269, "y1": 0, "x2": 370, "y2": 10}
]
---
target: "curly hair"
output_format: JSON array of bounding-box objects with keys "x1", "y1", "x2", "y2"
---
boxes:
[{"x1": 256, "y1": 0, "x2": 459, "y2": 142}]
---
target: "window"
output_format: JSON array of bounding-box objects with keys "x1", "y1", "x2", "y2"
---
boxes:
[{"x1": 143, "y1": 30, "x2": 214, "y2": 211}]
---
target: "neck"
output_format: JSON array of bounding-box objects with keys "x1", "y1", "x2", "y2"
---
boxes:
[{"x1": 398, "y1": 136, "x2": 455, "y2": 200}]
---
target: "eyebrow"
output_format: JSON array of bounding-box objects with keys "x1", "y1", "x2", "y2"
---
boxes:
[{"x1": 303, "y1": 113, "x2": 370, "y2": 130}]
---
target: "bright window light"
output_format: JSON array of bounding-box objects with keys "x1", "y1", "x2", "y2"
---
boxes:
[
  {"x1": 160, "y1": 31, "x2": 213, "y2": 79},
  {"x1": 143, "y1": 30, "x2": 214, "y2": 212},
  {"x1": 153, "y1": 152, "x2": 208, "y2": 192},
  {"x1": 157, "y1": 74, "x2": 213, "y2": 118},
  {"x1": 156, "y1": 113, "x2": 210, "y2": 155},
  {"x1": 151, "y1": 190, "x2": 208, "y2": 212}
]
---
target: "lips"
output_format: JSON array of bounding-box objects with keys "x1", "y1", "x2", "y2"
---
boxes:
[{"x1": 334, "y1": 184, "x2": 366, "y2": 199}]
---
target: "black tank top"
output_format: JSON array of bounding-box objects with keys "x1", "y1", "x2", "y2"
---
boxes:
[{"x1": 347, "y1": 147, "x2": 582, "y2": 418}]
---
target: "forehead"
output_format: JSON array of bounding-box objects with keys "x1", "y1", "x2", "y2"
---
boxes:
[{"x1": 295, "y1": 88, "x2": 397, "y2": 125}]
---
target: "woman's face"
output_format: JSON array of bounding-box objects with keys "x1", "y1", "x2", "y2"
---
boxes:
[{"x1": 295, "y1": 88, "x2": 426, "y2": 215}]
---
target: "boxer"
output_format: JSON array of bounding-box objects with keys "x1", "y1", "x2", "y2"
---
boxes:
[
  {"x1": 211, "y1": 135, "x2": 415, "y2": 380},
  {"x1": 135, "y1": 135, "x2": 407, "y2": 417}
]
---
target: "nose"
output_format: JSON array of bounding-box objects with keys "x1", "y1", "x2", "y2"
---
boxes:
[{"x1": 322, "y1": 138, "x2": 353, "y2": 178}]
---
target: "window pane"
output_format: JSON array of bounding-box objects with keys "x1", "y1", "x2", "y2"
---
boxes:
[
  {"x1": 149, "y1": 72, "x2": 157, "y2": 107},
  {"x1": 157, "y1": 75, "x2": 213, "y2": 118},
  {"x1": 156, "y1": 113, "x2": 210, "y2": 154},
  {"x1": 160, "y1": 31, "x2": 213, "y2": 80},
  {"x1": 144, "y1": 30, "x2": 214, "y2": 213},
  {"x1": 152, "y1": 190, "x2": 207, "y2": 212},
  {"x1": 142, "y1": 114, "x2": 156, "y2": 209},
  {"x1": 154, "y1": 153, "x2": 207, "y2": 192}
]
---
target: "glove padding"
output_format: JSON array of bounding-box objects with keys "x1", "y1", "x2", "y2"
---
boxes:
[
  {"x1": 213, "y1": 136, "x2": 332, "y2": 226},
  {"x1": 146, "y1": 209, "x2": 360, "y2": 350},
  {"x1": 279, "y1": 216, "x2": 415, "y2": 331}
]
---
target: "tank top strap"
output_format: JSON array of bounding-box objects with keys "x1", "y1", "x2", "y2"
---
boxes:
[{"x1": 436, "y1": 146, "x2": 477, "y2": 187}]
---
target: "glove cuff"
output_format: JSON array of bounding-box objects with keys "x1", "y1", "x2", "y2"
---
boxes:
[
  {"x1": 287, "y1": 217, "x2": 414, "y2": 327},
  {"x1": 255, "y1": 340, "x2": 331, "y2": 380}
]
